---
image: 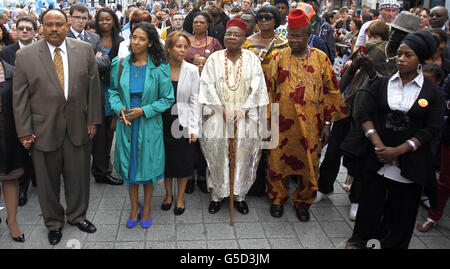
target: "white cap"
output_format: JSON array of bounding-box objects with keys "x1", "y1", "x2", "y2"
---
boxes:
[{"x1": 378, "y1": 0, "x2": 400, "y2": 9}]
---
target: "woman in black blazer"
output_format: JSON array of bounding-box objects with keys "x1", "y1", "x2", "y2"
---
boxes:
[
  {"x1": 345, "y1": 30, "x2": 446, "y2": 249},
  {"x1": 0, "y1": 60, "x2": 26, "y2": 242},
  {"x1": 95, "y1": 8, "x2": 125, "y2": 176}
]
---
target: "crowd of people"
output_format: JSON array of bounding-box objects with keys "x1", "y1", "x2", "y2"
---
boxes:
[{"x1": 0, "y1": 0, "x2": 449, "y2": 249}]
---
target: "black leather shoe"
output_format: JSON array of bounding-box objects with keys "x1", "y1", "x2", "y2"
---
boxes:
[
  {"x1": 174, "y1": 206, "x2": 185, "y2": 216},
  {"x1": 95, "y1": 174, "x2": 123, "y2": 185},
  {"x1": 295, "y1": 207, "x2": 310, "y2": 222},
  {"x1": 185, "y1": 179, "x2": 194, "y2": 194},
  {"x1": 18, "y1": 191, "x2": 28, "y2": 207},
  {"x1": 197, "y1": 180, "x2": 208, "y2": 193},
  {"x1": 48, "y1": 229, "x2": 62, "y2": 245},
  {"x1": 161, "y1": 198, "x2": 173, "y2": 211},
  {"x1": 208, "y1": 201, "x2": 221, "y2": 214},
  {"x1": 235, "y1": 201, "x2": 249, "y2": 215},
  {"x1": 68, "y1": 220, "x2": 97, "y2": 233},
  {"x1": 6, "y1": 219, "x2": 25, "y2": 243},
  {"x1": 270, "y1": 204, "x2": 284, "y2": 218}
]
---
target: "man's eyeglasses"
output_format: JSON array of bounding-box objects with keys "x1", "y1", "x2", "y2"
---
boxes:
[
  {"x1": 172, "y1": 18, "x2": 184, "y2": 22},
  {"x1": 18, "y1": 26, "x2": 34, "y2": 32},
  {"x1": 256, "y1": 13, "x2": 275, "y2": 21},
  {"x1": 72, "y1": 16, "x2": 89, "y2": 21}
]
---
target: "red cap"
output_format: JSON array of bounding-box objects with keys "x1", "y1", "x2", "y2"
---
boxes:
[
  {"x1": 226, "y1": 18, "x2": 248, "y2": 32},
  {"x1": 288, "y1": 9, "x2": 310, "y2": 29}
]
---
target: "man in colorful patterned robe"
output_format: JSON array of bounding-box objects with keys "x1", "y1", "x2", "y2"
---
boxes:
[{"x1": 266, "y1": 9, "x2": 348, "y2": 222}]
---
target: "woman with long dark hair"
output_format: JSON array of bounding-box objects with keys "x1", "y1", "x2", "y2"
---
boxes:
[
  {"x1": 95, "y1": 8, "x2": 124, "y2": 175},
  {"x1": 0, "y1": 24, "x2": 13, "y2": 53},
  {"x1": 109, "y1": 22, "x2": 174, "y2": 229}
]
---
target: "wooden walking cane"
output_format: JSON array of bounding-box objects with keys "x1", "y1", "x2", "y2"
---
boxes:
[{"x1": 228, "y1": 114, "x2": 238, "y2": 226}]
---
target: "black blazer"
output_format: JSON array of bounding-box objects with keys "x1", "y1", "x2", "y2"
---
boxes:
[
  {"x1": 0, "y1": 60, "x2": 26, "y2": 174},
  {"x1": 354, "y1": 76, "x2": 445, "y2": 206},
  {"x1": 101, "y1": 34, "x2": 124, "y2": 87},
  {"x1": 0, "y1": 42, "x2": 20, "y2": 66}
]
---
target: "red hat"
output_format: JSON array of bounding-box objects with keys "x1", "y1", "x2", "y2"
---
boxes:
[
  {"x1": 288, "y1": 9, "x2": 310, "y2": 29},
  {"x1": 226, "y1": 18, "x2": 248, "y2": 32}
]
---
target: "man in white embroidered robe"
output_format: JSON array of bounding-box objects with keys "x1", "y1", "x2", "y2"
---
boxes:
[{"x1": 198, "y1": 19, "x2": 269, "y2": 215}]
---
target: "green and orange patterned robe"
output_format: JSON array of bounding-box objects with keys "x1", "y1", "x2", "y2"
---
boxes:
[{"x1": 266, "y1": 47, "x2": 348, "y2": 209}]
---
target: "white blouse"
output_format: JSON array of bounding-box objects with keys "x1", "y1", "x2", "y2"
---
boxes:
[{"x1": 377, "y1": 72, "x2": 424, "y2": 184}]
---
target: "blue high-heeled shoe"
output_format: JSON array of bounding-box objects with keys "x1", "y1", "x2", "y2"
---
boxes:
[
  {"x1": 126, "y1": 204, "x2": 142, "y2": 228},
  {"x1": 140, "y1": 208, "x2": 152, "y2": 229}
]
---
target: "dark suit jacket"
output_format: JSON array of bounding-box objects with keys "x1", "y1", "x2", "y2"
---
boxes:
[
  {"x1": 0, "y1": 60, "x2": 26, "y2": 173},
  {"x1": 354, "y1": 76, "x2": 445, "y2": 207},
  {"x1": 12, "y1": 38, "x2": 102, "y2": 152},
  {"x1": 0, "y1": 42, "x2": 20, "y2": 66},
  {"x1": 66, "y1": 29, "x2": 110, "y2": 73}
]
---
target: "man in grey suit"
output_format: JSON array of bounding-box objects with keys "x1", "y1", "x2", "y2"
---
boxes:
[
  {"x1": 12, "y1": 9, "x2": 102, "y2": 245},
  {"x1": 67, "y1": 3, "x2": 123, "y2": 186}
]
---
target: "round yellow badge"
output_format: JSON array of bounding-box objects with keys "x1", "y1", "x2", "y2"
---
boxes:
[{"x1": 418, "y1": 99, "x2": 428, "y2": 108}]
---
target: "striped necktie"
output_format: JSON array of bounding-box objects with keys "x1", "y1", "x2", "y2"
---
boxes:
[
  {"x1": 78, "y1": 33, "x2": 84, "y2": 41},
  {"x1": 53, "y1": 48, "x2": 64, "y2": 93}
]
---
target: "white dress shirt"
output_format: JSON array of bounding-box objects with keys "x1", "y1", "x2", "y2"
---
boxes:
[
  {"x1": 18, "y1": 40, "x2": 26, "y2": 49},
  {"x1": 70, "y1": 27, "x2": 86, "y2": 41},
  {"x1": 47, "y1": 40, "x2": 69, "y2": 100},
  {"x1": 377, "y1": 71, "x2": 424, "y2": 184}
]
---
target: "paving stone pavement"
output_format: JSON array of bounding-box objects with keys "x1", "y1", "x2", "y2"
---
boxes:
[{"x1": 1, "y1": 161, "x2": 450, "y2": 249}]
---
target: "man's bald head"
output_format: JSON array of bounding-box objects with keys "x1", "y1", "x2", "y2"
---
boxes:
[{"x1": 430, "y1": 6, "x2": 448, "y2": 29}]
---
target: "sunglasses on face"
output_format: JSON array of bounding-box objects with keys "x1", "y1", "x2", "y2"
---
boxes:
[
  {"x1": 256, "y1": 13, "x2": 274, "y2": 21},
  {"x1": 18, "y1": 26, "x2": 34, "y2": 32},
  {"x1": 430, "y1": 13, "x2": 443, "y2": 18}
]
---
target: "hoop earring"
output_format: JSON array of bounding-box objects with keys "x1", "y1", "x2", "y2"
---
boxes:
[{"x1": 417, "y1": 63, "x2": 422, "y2": 73}]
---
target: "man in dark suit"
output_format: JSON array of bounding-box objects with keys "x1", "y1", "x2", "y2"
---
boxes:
[
  {"x1": 67, "y1": 3, "x2": 122, "y2": 186},
  {"x1": 1, "y1": 16, "x2": 38, "y2": 207},
  {"x1": 13, "y1": 9, "x2": 102, "y2": 245}
]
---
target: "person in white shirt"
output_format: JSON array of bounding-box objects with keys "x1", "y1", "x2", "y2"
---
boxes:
[
  {"x1": 346, "y1": 30, "x2": 445, "y2": 249},
  {"x1": 353, "y1": 0, "x2": 399, "y2": 52},
  {"x1": 115, "y1": 4, "x2": 124, "y2": 27}
]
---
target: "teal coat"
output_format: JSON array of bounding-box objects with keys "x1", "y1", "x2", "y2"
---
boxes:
[{"x1": 109, "y1": 55, "x2": 174, "y2": 184}]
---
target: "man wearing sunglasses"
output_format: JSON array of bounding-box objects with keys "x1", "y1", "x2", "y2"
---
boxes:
[{"x1": 0, "y1": 16, "x2": 38, "y2": 207}]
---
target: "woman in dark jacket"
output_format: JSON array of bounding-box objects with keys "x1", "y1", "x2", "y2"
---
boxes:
[
  {"x1": 345, "y1": 30, "x2": 445, "y2": 249},
  {"x1": 0, "y1": 60, "x2": 26, "y2": 242},
  {"x1": 95, "y1": 8, "x2": 125, "y2": 175}
]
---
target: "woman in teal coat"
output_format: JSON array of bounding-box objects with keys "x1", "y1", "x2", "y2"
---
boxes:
[{"x1": 109, "y1": 22, "x2": 174, "y2": 229}]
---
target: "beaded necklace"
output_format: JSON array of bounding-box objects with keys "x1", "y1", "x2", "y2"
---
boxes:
[
  {"x1": 224, "y1": 49, "x2": 243, "y2": 91},
  {"x1": 287, "y1": 47, "x2": 312, "y2": 90}
]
